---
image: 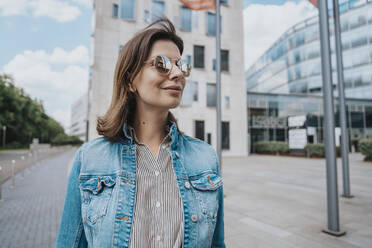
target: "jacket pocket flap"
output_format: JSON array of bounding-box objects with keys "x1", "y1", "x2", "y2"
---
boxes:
[
  {"x1": 80, "y1": 176, "x2": 116, "y2": 194},
  {"x1": 189, "y1": 172, "x2": 222, "y2": 191}
]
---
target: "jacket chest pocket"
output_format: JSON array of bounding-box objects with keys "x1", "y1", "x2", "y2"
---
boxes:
[
  {"x1": 189, "y1": 172, "x2": 222, "y2": 219},
  {"x1": 80, "y1": 175, "x2": 116, "y2": 224}
]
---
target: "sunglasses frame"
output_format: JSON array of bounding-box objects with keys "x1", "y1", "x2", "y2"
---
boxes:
[{"x1": 144, "y1": 55, "x2": 191, "y2": 77}]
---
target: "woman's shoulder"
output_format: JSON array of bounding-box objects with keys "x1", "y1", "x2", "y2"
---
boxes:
[
  {"x1": 180, "y1": 134, "x2": 219, "y2": 169},
  {"x1": 77, "y1": 137, "x2": 122, "y2": 172},
  {"x1": 181, "y1": 134, "x2": 215, "y2": 153}
]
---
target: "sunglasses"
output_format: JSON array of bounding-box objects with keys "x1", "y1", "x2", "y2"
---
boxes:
[{"x1": 144, "y1": 55, "x2": 191, "y2": 77}]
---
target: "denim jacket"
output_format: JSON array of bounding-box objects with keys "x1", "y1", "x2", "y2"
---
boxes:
[{"x1": 55, "y1": 121, "x2": 225, "y2": 248}]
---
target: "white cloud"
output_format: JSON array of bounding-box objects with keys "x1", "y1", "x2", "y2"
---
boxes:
[
  {"x1": 244, "y1": 1, "x2": 317, "y2": 70},
  {"x1": 2, "y1": 46, "x2": 89, "y2": 129},
  {"x1": 0, "y1": 0, "x2": 81, "y2": 22},
  {"x1": 72, "y1": 0, "x2": 92, "y2": 8}
]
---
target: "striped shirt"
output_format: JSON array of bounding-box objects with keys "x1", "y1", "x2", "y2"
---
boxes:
[{"x1": 128, "y1": 124, "x2": 184, "y2": 248}]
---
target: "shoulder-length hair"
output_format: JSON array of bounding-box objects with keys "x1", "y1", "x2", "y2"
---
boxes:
[{"x1": 96, "y1": 17, "x2": 185, "y2": 142}]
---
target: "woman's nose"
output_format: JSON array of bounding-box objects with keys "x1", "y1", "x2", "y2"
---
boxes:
[{"x1": 169, "y1": 63, "x2": 183, "y2": 80}]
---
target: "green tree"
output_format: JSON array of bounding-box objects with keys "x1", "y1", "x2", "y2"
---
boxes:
[{"x1": 0, "y1": 74, "x2": 65, "y2": 147}]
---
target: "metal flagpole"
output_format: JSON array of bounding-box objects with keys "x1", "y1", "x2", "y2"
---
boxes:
[
  {"x1": 318, "y1": 0, "x2": 345, "y2": 236},
  {"x1": 215, "y1": 0, "x2": 222, "y2": 173},
  {"x1": 333, "y1": 0, "x2": 352, "y2": 198}
]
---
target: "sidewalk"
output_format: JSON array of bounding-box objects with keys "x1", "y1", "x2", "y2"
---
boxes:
[
  {"x1": 0, "y1": 149, "x2": 371, "y2": 247},
  {"x1": 223, "y1": 153, "x2": 372, "y2": 248},
  {"x1": 0, "y1": 149, "x2": 76, "y2": 248}
]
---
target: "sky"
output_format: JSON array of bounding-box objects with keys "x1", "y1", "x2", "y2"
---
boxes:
[{"x1": 0, "y1": 0, "x2": 317, "y2": 131}]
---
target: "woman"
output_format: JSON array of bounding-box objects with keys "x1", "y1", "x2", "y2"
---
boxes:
[{"x1": 56, "y1": 17, "x2": 225, "y2": 248}]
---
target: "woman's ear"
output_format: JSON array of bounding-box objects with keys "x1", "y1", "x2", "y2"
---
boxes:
[{"x1": 128, "y1": 83, "x2": 136, "y2": 93}]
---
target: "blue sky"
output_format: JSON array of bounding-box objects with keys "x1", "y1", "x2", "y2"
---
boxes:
[{"x1": 0, "y1": 0, "x2": 315, "y2": 130}]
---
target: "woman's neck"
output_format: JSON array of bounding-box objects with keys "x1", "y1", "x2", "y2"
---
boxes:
[{"x1": 132, "y1": 103, "x2": 169, "y2": 146}]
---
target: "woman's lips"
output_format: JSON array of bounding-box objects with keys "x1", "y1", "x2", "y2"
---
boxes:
[{"x1": 163, "y1": 88, "x2": 181, "y2": 94}]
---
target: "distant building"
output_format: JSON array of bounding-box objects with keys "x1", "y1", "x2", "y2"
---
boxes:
[
  {"x1": 88, "y1": 0, "x2": 248, "y2": 156},
  {"x1": 245, "y1": 0, "x2": 372, "y2": 152},
  {"x1": 70, "y1": 93, "x2": 88, "y2": 141}
]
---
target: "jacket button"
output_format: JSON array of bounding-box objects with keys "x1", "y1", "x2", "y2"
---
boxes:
[
  {"x1": 175, "y1": 151, "x2": 179, "y2": 158},
  {"x1": 184, "y1": 181, "x2": 191, "y2": 189},
  {"x1": 191, "y1": 214, "x2": 198, "y2": 222}
]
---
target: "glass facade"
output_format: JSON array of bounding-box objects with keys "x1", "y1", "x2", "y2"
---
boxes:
[
  {"x1": 246, "y1": 1, "x2": 372, "y2": 99},
  {"x1": 248, "y1": 92, "x2": 372, "y2": 153}
]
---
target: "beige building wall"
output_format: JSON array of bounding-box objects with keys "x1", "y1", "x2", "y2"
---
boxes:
[{"x1": 89, "y1": 0, "x2": 248, "y2": 156}]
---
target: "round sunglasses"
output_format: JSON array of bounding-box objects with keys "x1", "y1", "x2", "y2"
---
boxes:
[{"x1": 144, "y1": 55, "x2": 191, "y2": 77}]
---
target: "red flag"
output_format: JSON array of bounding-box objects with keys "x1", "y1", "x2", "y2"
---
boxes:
[
  {"x1": 179, "y1": 0, "x2": 215, "y2": 10},
  {"x1": 308, "y1": 0, "x2": 318, "y2": 8}
]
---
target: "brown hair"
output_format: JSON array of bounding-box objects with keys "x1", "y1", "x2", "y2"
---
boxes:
[{"x1": 96, "y1": 17, "x2": 184, "y2": 142}]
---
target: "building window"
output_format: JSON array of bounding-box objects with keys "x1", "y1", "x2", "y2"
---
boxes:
[
  {"x1": 225, "y1": 96, "x2": 230, "y2": 109},
  {"x1": 213, "y1": 50, "x2": 229, "y2": 71},
  {"x1": 207, "y1": 12, "x2": 221, "y2": 36},
  {"x1": 207, "y1": 83, "x2": 216, "y2": 107},
  {"x1": 195, "y1": 120, "x2": 205, "y2": 141},
  {"x1": 144, "y1": 10, "x2": 150, "y2": 23},
  {"x1": 180, "y1": 6, "x2": 192, "y2": 31},
  {"x1": 152, "y1": 0, "x2": 165, "y2": 21},
  {"x1": 365, "y1": 106, "x2": 372, "y2": 128},
  {"x1": 120, "y1": 0, "x2": 135, "y2": 20},
  {"x1": 187, "y1": 55, "x2": 192, "y2": 65},
  {"x1": 220, "y1": 0, "x2": 228, "y2": 5},
  {"x1": 112, "y1": 4, "x2": 119, "y2": 18},
  {"x1": 118, "y1": 45, "x2": 124, "y2": 54},
  {"x1": 193, "y1": 45, "x2": 205, "y2": 68},
  {"x1": 222, "y1": 121, "x2": 230, "y2": 150},
  {"x1": 181, "y1": 81, "x2": 198, "y2": 106},
  {"x1": 221, "y1": 49, "x2": 229, "y2": 71}
]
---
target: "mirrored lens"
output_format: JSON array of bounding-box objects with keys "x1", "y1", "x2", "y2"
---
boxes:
[
  {"x1": 154, "y1": 55, "x2": 172, "y2": 74},
  {"x1": 177, "y1": 60, "x2": 191, "y2": 77}
]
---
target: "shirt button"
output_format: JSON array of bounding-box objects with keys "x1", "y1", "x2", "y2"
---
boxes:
[
  {"x1": 155, "y1": 171, "x2": 159, "y2": 176},
  {"x1": 156, "y1": 235, "x2": 161, "y2": 241},
  {"x1": 191, "y1": 214, "x2": 198, "y2": 222},
  {"x1": 156, "y1": 201, "x2": 160, "y2": 208},
  {"x1": 184, "y1": 181, "x2": 191, "y2": 189}
]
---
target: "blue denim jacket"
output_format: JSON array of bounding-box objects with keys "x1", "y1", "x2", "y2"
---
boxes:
[{"x1": 56, "y1": 121, "x2": 225, "y2": 248}]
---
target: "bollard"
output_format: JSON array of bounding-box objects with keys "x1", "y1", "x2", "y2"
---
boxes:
[
  {"x1": 21, "y1": 156, "x2": 25, "y2": 179},
  {"x1": 0, "y1": 165, "x2": 2, "y2": 200},
  {"x1": 11, "y1": 160, "x2": 15, "y2": 189}
]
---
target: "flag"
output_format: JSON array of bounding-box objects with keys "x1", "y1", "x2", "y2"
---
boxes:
[
  {"x1": 179, "y1": 0, "x2": 215, "y2": 10},
  {"x1": 308, "y1": 0, "x2": 318, "y2": 8}
]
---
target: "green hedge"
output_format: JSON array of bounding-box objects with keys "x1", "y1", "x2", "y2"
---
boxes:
[
  {"x1": 51, "y1": 134, "x2": 83, "y2": 146},
  {"x1": 254, "y1": 141, "x2": 289, "y2": 154},
  {"x1": 305, "y1": 143, "x2": 341, "y2": 157},
  {"x1": 305, "y1": 143, "x2": 324, "y2": 157},
  {"x1": 359, "y1": 139, "x2": 372, "y2": 159}
]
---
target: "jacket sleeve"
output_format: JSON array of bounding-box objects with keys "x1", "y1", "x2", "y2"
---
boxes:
[
  {"x1": 212, "y1": 152, "x2": 226, "y2": 248},
  {"x1": 55, "y1": 148, "x2": 88, "y2": 248}
]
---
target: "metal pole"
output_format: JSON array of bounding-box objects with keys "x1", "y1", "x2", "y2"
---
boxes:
[
  {"x1": 333, "y1": 0, "x2": 352, "y2": 198},
  {"x1": 11, "y1": 160, "x2": 15, "y2": 188},
  {"x1": 216, "y1": 0, "x2": 222, "y2": 174},
  {"x1": 21, "y1": 156, "x2": 25, "y2": 179},
  {"x1": 0, "y1": 165, "x2": 2, "y2": 200},
  {"x1": 318, "y1": 0, "x2": 345, "y2": 236},
  {"x1": 2, "y1": 126, "x2": 6, "y2": 147}
]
